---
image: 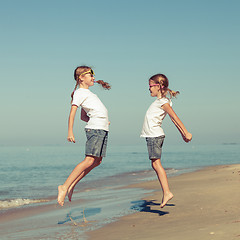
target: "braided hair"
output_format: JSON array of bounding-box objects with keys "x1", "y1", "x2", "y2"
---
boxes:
[
  {"x1": 71, "y1": 66, "x2": 111, "y2": 103},
  {"x1": 150, "y1": 74, "x2": 179, "y2": 98}
]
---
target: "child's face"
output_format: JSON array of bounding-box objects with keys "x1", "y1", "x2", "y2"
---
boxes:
[
  {"x1": 149, "y1": 80, "x2": 160, "y2": 97},
  {"x1": 80, "y1": 72, "x2": 95, "y2": 88}
]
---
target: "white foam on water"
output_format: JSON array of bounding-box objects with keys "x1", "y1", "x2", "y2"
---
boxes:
[{"x1": 0, "y1": 198, "x2": 49, "y2": 209}]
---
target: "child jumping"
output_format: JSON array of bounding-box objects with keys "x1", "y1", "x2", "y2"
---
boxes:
[
  {"x1": 58, "y1": 66, "x2": 111, "y2": 206},
  {"x1": 141, "y1": 73, "x2": 192, "y2": 208}
]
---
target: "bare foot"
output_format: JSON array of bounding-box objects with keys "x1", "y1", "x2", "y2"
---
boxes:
[
  {"x1": 160, "y1": 192, "x2": 173, "y2": 208},
  {"x1": 68, "y1": 187, "x2": 74, "y2": 202},
  {"x1": 58, "y1": 185, "x2": 67, "y2": 206}
]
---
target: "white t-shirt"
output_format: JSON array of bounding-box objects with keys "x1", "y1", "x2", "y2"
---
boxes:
[
  {"x1": 72, "y1": 88, "x2": 109, "y2": 131},
  {"x1": 141, "y1": 97, "x2": 172, "y2": 138}
]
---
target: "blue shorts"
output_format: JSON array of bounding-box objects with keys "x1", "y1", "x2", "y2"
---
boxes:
[
  {"x1": 85, "y1": 129, "x2": 108, "y2": 157},
  {"x1": 146, "y1": 136, "x2": 165, "y2": 160}
]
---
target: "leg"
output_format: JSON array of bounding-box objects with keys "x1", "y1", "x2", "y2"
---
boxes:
[
  {"x1": 151, "y1": 159, "x2": 173, "y2": 208},
  {"x1": 58, "y1": 156, "x2": 102, "y2": 206},
  {"x1": 68, "y1": 157, "x2": 102, "y2": 201}
]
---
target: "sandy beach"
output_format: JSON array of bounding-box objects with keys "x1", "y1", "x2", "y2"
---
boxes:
[
  {"x1": 0, "y1": 164, "x2": 239, "y2": 239},
  {"x1": 88, "y1": 164, "x2": 240, "y2": 240}
]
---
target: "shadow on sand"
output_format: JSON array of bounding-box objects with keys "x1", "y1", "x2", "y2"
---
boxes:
[{"x1": 131, "y1": 199, "x2": 175, "y2": 216}]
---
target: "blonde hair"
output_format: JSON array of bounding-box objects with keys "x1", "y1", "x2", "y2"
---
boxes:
[
  {"x1": 71, "y1": 66, "x2": 111, "y2": 102},
  {"x1": 150, "y1": 74, "x2": 179, "y2": 98}
]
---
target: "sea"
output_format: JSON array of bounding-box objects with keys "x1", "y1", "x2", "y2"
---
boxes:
[{"x1": 0, "y1": 143, "x2": 239, "y2": 239}]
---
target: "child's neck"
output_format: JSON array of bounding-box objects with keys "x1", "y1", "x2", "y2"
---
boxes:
[
  {"x1": 157, "y1": 91, "x2": 167, "y2": 99},
  {"x1": 157, "y1": 92, "x2": 163, "y2": 99},
  {"x1": 79, "y1": 84, "x2": 89, "y2": 89}
]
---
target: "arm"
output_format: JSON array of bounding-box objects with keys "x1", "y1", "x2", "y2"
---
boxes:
[
  {"x1": 162, "y1": 103, "x2": 192, "y2": 142},
  {"x1": 67, "y1": 105, "x2": 78, "y2": 143},
  {"x1": 80, "y1": 108, "x2": 89, "y2": 122}
]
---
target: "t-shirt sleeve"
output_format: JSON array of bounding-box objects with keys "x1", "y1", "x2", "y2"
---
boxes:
[
  {"x1": 158, "y1": 98, "x2": 170, "y2": 107},
  {"x1": 71, "y1": 91, "x2": 86, "y2": 107}
]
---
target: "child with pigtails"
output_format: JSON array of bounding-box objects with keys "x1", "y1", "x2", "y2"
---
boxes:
[
  {"x1": 58, "y1": 66, "x2": 110, "y2": 206},
  {"x1": 141, "y1": 73, "x2": 192, "y2": 208}
]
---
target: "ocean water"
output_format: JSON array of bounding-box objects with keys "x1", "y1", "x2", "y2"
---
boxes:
[
  {"x1": 0, "y1": 143, "x2": 239, "y2": 239},
  {"x1": 0, "y1": 143, "x2": 239, "y2": 209}
]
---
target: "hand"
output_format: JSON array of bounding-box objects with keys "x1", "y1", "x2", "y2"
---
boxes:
[
  {"x1": 67, "y1": 134, "x2": 75, "y2": 143},
  {"x1": 183, "y1": 132, "x2": 192, "y2": 143}
]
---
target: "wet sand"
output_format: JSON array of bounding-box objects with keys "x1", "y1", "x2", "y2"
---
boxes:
[
  {"x1": 0, "y1": 164, "x2": 239, "y2": 239},
  {"x1": 87, "y1": 164, "x2": 240, "y2": 240}
]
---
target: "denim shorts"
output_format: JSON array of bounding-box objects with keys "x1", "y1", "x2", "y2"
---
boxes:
[
  {"x1": 146, "y1": 136, "x2": 165, "y2": 160},
  {"x1": 85, "y1": 129, "x2": 108, "y2": 157}
]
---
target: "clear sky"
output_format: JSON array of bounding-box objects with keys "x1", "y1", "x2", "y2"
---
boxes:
[{"x1": 0, "y1": 0, "x2": 239, "y2": 146}]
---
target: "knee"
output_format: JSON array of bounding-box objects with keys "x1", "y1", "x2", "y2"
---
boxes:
[
  {"x1": 151, "y1": 162, "x2": 156, "y2": 171},
  {"x1": 85, "y1": 156, "x2": 95, "y2": 166},
  {"x1": 91, "y1": 156, "x2": 102, "y2": 167},
  {"x1": 85, "y1": 156, "x2": 102, "y2": 167},
  {"x1": 95, "y1": 157, "x2": 102, "y2": 166},
  {"x1": 151, "y1": 159, "x2": 159, "y2": 171}
]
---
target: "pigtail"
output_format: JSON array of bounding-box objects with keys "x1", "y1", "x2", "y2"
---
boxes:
[
  {"x1": 71, "y1": 81, "x2": 79, "y2": 103},
  {"x1": 161, "y1": 83, "x2": 179, "y2": 99},
  {"x1": 95, "y1": 80, "x2": 111, "y2": 90},
  {"x1": 167, "y1": 88, "x2": 180, "y2": 98},
  {"x1": 150, "y1": 73, "x2": 179, "y2": 99},
  {"x1": 70, "y1": 66, "x2": 111, "y2": 104}
]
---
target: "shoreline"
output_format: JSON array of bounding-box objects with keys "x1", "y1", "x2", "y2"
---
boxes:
[
  {"x1": 0, "y1": 167, "x2": 186, "y2": 211},
  {"x1": 0, "y1": 164, "x2": 239, "y2": 239},
  {"x1": 87, "y1": 164, "x2": 240, "y2": 240}
]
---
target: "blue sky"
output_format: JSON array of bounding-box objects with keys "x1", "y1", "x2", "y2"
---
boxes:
[{"x1": 0, "y1": 0, "x2": 239, "y2": 146}]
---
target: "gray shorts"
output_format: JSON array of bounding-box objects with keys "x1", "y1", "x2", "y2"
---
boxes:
[
  {"x1": 146, "y1": 136, "x2": 165, "y2": 160},
  {"x1": 85, "y1": 129, "x2": 108, "y2": 157}
]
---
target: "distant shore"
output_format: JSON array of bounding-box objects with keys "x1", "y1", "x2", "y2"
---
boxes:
[{"x1": 87, "y1": 164, "x2": 240, "y2": 240}]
